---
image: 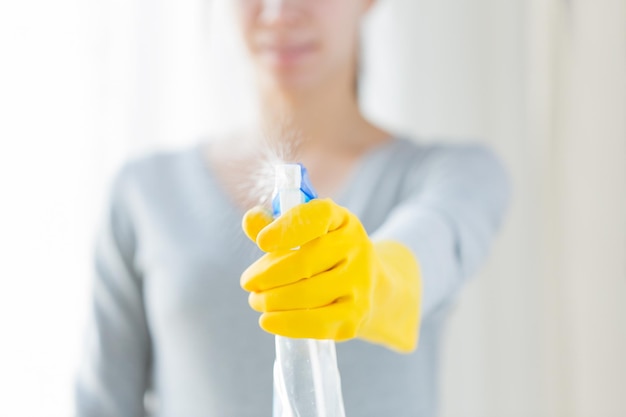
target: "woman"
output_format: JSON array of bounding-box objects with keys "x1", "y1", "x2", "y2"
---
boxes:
[{"x1": 76, "y1": 0, "x2": 510, "y2": 416}]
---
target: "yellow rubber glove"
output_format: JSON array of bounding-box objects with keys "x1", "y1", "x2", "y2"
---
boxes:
[{"x1": 241, "y1": 198, "x2": 422, "y2": 353}]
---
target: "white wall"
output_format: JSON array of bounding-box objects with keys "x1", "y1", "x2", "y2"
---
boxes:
[{"x1": 0, "y1": 2, "x2": 101, "y2": 415}]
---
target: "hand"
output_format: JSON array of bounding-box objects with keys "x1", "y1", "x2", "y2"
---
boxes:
[{"x1": 240, "y1": 198, "x2": 422, "y2": 353}]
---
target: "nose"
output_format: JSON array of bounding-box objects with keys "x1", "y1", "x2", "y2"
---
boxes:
[{"x1": 260, "y1": 0, "x2": 302, "y2": 25}]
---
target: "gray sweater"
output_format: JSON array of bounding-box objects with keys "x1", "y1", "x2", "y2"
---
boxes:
[{"x1": 75, "y1": 137, "x2": 510, "y2": 417}]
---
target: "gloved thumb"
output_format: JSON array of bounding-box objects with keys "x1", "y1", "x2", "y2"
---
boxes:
[{"x1": 242, "y1": 206, "x2": 273, "y2": 243}]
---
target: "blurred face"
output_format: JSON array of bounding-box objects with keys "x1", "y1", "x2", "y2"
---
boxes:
[{"x1": 234, "y1": 0, "x2": 372, "y2": 91}]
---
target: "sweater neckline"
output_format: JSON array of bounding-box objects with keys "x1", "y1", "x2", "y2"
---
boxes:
[{"x1": 189, "y1": 136, "x2": 403, "y2": 220}]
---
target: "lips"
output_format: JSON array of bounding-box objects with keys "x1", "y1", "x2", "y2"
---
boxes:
[{"x1": 258, "y1": 41, "x2": 317, "y2": 66}]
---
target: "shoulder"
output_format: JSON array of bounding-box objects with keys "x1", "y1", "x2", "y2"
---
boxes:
[
  {"x1": 101, "y1": 146, "x2": 207, "y2": 230},
  {"x1": 389, "y1": 137, "x2": 510, "y2": 201},
  {"x1": 392, "y1": 137, "x2": 507, "y2": 178},
  {"x1": 110, "y1": 145, "x2": 200, "y2": 201},
  {"x1": 119, "y1": 146, "x2": 198, "y2": 186},
  {"x1": 391, "y1": 137, "x2": 503, "y2": 167}
]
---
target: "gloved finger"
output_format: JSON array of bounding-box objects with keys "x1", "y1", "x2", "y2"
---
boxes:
[
  {"x1": 240, "y1": 227, "x2": 352, "y2": 292},
  {"x1": 256, "y1": 198, "x2": 349, "y2": 252},
  {"x1": 259, "y1": 301, "x2": 362, "y2": 341},
  {"x1": 248, "y1": 264, "x2": 350, "y2": 312},
  {"x1": 242, "y1": 205, "x2": 273, "y2": 243}
]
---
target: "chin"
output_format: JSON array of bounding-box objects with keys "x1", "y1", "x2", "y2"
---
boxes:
[{"x1": 260, "y1": 66, "x2": 323, "y2": 94}]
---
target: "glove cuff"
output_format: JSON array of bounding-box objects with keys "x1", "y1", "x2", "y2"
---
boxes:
[{"x1": 358, "y1": 240, "x2": 423, "y2": 353}]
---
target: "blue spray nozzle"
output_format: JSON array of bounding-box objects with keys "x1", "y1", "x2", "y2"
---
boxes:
[
  {"x1": 299, "y1": 164, "x2": 318, "y2": 201},
  {"x1": 272, "y1": 163, "x2": 318, "y2": 218}
]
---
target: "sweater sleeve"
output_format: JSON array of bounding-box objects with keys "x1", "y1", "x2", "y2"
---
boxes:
[
  {"x1": 75, "y1": 165, "x2": 151, "y2": 417},
  {"x1": 372, "y1": 144, "x2": 511, "y2": 318}
]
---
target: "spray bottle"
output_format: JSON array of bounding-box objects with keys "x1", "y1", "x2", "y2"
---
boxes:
[{"x1": 272, "y1": 164, "x2": 346, "y2": 417}]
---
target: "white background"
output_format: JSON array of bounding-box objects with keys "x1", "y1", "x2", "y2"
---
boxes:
[{"x1": 0, "y1": 0, "x2": 624, "y2": 416}]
